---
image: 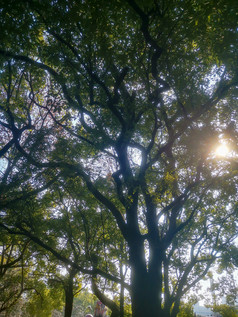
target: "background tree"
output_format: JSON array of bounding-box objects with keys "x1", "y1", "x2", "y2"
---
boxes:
[
  {"x1": 0, "y1": 0, "x2": 238, "y2": 316},
  {"x1": 0, "y1": 233, "x2": 29, "y2": 315},
  {"x1": 70, "y1": 290, "x2": 96, "y2": 317},
  {"x1": 209, "y1": 304, "x2": 238, "y2": 317},
  {"x1": 0, "y1": 231, "x2": 64, "y2": 317}
]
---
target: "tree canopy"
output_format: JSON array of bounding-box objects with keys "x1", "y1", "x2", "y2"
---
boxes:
[{"x1": 0, "y1": 0, "x2": 238, "y2": 316}]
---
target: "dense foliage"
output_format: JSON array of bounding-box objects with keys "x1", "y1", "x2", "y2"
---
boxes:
[{"x1": 0, "y1": 0, "x2": 237, "y2": 316}]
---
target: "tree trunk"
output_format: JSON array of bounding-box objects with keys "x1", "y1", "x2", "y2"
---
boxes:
[
  {"x1": 64, "y1": 274, "x2": 74, "y2": 317},
  {"x1": 119, "y1": 253, "x2": 124, "y2": 317},
  {"x1": 129, "y1": 240, "x2": 164, "y2": 317},
  {"x1": 130, "y1": 270, "x2": 164, "y2": 317},
  {"x1": 91, "y1": 278, "x2": 120, "y2": 317},
  {"x1": 119, "y1": 283, "x2": 124, "y2": 317}
]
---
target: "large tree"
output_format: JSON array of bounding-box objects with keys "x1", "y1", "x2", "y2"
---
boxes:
[{"x1": 0, "y1": 0, "x2": 238, "y2": 316}]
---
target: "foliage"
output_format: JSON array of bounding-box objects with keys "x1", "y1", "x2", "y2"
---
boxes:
[
  {"x1": 71, "y1": 290, "x2": 96, "y2": 317},
  {"x1": 0, "y1": 231, "x2": 30, "y2": 315},
  {"x1": 0, "y1": 231, "x2": 65, "y2": 317},
  {"x1": 0, "y1": 0, "x2": 238, "y2": 317},
  {"x1": 24, "y1": 281, "x2": 64, "y2": 317},
  {"x1": 177, "y1": 302, "x2": 195, "y2": 317},
  {"x1": 209, "y1": 304, "x2": 238, "y2": 317}
]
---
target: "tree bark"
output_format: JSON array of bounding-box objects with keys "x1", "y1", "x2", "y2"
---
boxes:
[
  {"x1": 129, "y1": 239, "x2": 164, "y2": 317},
  {"x1": 130, "y1": 269, "x2": 164, "y2": 317},
  {"x1": 64, "y1": 289, "x2": 74, "y2": 317},
  {"x1": 64, "y1": 271, "x2": 75, "y2": 317},
  {"x1": 91, "y1": 278, "x2": 120, "y2": 317}
]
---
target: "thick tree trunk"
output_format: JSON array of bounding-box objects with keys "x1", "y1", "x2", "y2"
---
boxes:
[
  {"x1": 130, "y1": 270, "x2": 164, "y2": 317},
  {"x1": 64, "y1": 287, "x2": 74, "y2": 317},
  {"x1": 64, "y1": 274, "x2": 74, "y2": 317},
  {"x1": 119, "y1": 250, "x2": 125, "y2": 317},
  {"x1": 129, "y1": 240, "x2": 164, "y2": 317},
  {"x1": 119, "y1": 277, "x2": 124, "y2": 317}
]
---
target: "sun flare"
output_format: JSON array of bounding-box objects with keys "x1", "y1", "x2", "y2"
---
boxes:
[{"x1": 215, "y1": 144, "x2": 229, "y2": 157}]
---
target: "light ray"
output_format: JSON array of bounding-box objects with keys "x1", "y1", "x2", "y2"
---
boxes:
[{"x1": 215, "y1": 144, "x2": 229, "y2": 157}]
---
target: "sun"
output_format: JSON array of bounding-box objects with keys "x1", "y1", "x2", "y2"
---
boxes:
[{"x1": 215, "y1": 143, "x2": 229, "y2": 157}]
